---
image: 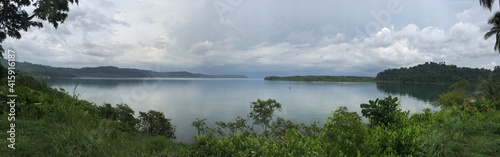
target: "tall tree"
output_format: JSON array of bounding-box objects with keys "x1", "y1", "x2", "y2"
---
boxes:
[
  {"x1": 0, "y1": 0, "x2": 79, "y2": 56},
  {"x1": 480, "y1": 0, "x2": 500, "y2": 53},
  {"x1": 480, "y1": 0, "x2": 497, "y2": 10},
  {"x1": 484, "y1": 12, "x2": 500, "y2": 53}
]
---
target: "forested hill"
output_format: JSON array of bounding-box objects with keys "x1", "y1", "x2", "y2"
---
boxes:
[
  {"x1": 376, "y1": 62, "x2": 497, "y2": 83},
  {"x1": 0, "y1": 59, "x2": 246, "y2": 78}
]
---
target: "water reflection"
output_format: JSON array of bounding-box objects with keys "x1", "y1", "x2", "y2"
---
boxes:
[
  {"x1": 45, "y1": 78, "x2": 445, "y2": 143},
  {"x1": 375, "y1": 82, "x2": 450, "y2": 103}
]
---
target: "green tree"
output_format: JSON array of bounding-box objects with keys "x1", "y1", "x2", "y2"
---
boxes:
[
  {"x1": 479, "y1": 68, "x2": 500, "y2": 109},
  {"x1": 484, "y1": 12, "x2": 500, "y2": 53},
  {"x1": 480, "y1": 0, "x2": 497, "y2": 11},
  {"x1": 360, "y1": 96, "x2": 406, "y2": 126},
  {"x1": 324, "y1": 106, "x2": 367, "y2": 156},
  {"x1": 437, "y1": 80, "x2": 469, "y2": 107},
  {"x1": 97, "y1": 103, "x2": 139, "y2": 128},
  {"x1": 480, "y1": 0, "x2": 500, "y2": 53},
  {"x1": 97, "y1": 103, "x2": 117, "y2": 119},
  {"x1": 248, "y1": 98, "x2": 282, "y2": 135},
  {"x1": 192, "y1": 118, "x2": 208, "y2": 135},
  {"x1": 114, "y1": 103, "x2": 139, "y2": 128},
  {"x1": 137, "y1": 110, "x2": 176, "y2": 139},
  {"x1": 215, "y1": 116, "x2": 250, "y2": 136},
  {"x1": 0, "y1": 0, "x2": 79, "y2": 55}
]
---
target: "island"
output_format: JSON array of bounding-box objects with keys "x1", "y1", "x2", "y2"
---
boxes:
[
  {"x1": 265, "y1": 62, "x2": 499, "y2": 83},
  {"x1": 0, "y1": 59, "x2": 247, "y2": 79},
  {"x1": 264, "y1": 75, "x2": 375, "y2": 82}
]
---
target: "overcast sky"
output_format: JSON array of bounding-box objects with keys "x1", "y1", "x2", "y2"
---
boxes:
[{"x1": 3, "y1": 0, "x2": 500, "y2": 77}]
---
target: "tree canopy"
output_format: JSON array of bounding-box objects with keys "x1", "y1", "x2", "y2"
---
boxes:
[
  {"x1": 0, "y1": 0, "x2": 79, "y2": 55},
  {"x1": 480, "y1": 0, "x2": 500, "y2": 53},
  {"x1": 376, "y1": 62, "x2": 493, "y2": 83}
]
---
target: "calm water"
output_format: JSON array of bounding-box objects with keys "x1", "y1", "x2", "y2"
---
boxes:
[{"x1": 44, "y1": 78, "x2": 449, "y2": 143}]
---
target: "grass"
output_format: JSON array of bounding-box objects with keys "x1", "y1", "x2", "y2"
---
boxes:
[
  {"x1": 423, "y1": 109, "x2": 500, "y2": 156},
  {"x1": 0, "y1": 114, "x2": 187, "y2": 156},
  {"x1": 0, "y1": 71, "x2": 187, "y2": 156}
]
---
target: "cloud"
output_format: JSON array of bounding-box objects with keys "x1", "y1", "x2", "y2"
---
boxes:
[
  {"x1": 2, "y1": 0, "x2": 498, "y2": 77},
  {"x1": 193, "y1": 22, "x2": 495, "y2": 76},
  {"x1": 483, "y1": 61, "x2": 498, "y2": 69}
]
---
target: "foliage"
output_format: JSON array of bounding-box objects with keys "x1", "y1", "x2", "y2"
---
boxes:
[
  {"x1": 192, "y1": 118, "x2": 209, "y2": 135},
  {"x1": 0, "y1": 66, "x2": 184, "y2": 156},
  {"x1": 436, "y1": 91, "x2": 468, "y2": 108},
  {"x1": 323, "y1": 106, "x2": 368, "y2": 156},
  {"x1": 360, "y1": 95, "x2": 407, "y2": 127},
  {"x1": 422, "y1": 108, "x2": 500, "y2": 156},
  {"x1": 0, "y1": 99, "x2": 179, "y2": 155},
  {"x1": 436, "y1": 80, "x2": 470, "y2": 108},
  {"x1": 188, "y1": 129, "x2": 326, "y2": 156},
  {"x1": 480, "y1": 0, "x2": 500, "y2": 53},
  {"x1": 485, "y1": 12, "x2": 500, "y2": 53},
  {"x1": 0, "y1": 0, "x2": 79, "y2": 55},
  {"x1": 248, "y1": 98, "x2": 282, "y2": 134},
  {"x1": 376, "y1": 62, "x2": 492, "y2": 83},
  {"x1": 358, "y1": 96, "x2": 425, "y2": 156},
  {"x1": 0, "y1": 60, "x2": 247, "y2": 78},
  {"x1": 215, "y1": 116, "x2": 251, "y2": 136},
  {"x1": 0, "y1": 118, "x2": 187, "y2": 157},
  {"x1": 97, "y1": 103, "x2": 140, "y2": 130},
  {"x1": 264, "y1": 75, "x2": 375, "y2": 82},
  {"x1": 479, "y1": 67, "x2": 500, "y2": 109},
  {"x1": 479, "y1": 0, "x2": 496, "y2": 11},
  {"x1": 137, "y1": 110, "x2": 176, "y2": 139}
]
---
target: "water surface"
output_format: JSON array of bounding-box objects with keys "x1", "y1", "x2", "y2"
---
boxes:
[{"x1": 44, "y1": 78, "x2": 449, "y2": 143}]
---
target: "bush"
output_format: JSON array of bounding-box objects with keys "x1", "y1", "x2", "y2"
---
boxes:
[
  {"x1": 137, "y1": 110, "x2": 176, "y2": 139},
  {"x1": 323, "y1": 106, "x2": 367, "y2": 156},
  {"x1": 436, "y1": 80, "x2": 469, "y2": 108},
  {"x1": 360, "y1": 95, "x2": 407, "y2": 127},
  {"x1": 248, "y1": 98, "x2": 282, "y2": 135},
  {"x1": 97, "y1": 103, "x2": 139, "y2": 132},
  {"x1": 114, "y1": 104, "x2": 139, "y2": 128}
]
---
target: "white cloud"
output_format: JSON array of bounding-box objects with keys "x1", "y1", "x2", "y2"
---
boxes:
[
  {"x1": 2, "y1": 0, "x2": 499, "y2": 77},
  {"x1": 483, "y1": 61, "x2": 498, "y2": 69}
]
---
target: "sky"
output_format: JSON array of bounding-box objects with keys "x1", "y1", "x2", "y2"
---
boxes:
[{"x1": 2, "y1": 0, "x2": 500, "y2": 77}]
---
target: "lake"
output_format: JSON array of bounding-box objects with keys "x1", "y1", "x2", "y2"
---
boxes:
[{"x1": 43, "y1": 78, "x2": 450, "y2": 143}]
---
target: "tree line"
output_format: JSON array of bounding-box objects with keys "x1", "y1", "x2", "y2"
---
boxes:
[
  {"x1": 376, "y1": 62, "x2": 498, "y2": 83},
  {"x1": 0, "y1": 59, "x2": 246, "y2": 78},
  {"x1": 264, "y1": 75, "x2": 375, "y2": 82}
]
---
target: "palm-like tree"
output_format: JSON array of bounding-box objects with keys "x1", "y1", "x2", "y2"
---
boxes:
[
  {"x1": 484, "y1": 12, "x2": 500, "y2": 53},
  {"x1": 480, "y1": 0, "x2": 500, "y2": 53},
  {"x1": 479, "y1": 0, "x2": 497, "y2": 10}
]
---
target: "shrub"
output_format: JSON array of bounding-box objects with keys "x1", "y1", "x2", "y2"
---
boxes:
[
  {"x1": 114, "y1": 103, "x2": 139, "y2": 128},
  {"x1": 248, "y1": 98, "x2": 282, "y2": 135},
  {"x1": 360, "y1": 96, "x2": 406, "y2": 126},
  {"x1": 137, "y1": 110, "x2": 176, "y2": 139},
  {"x1": 323, "y1": 106, "x2": 367, "y2": 156},
  {"x1": 97, "y1": 103, "x2": 139, "y2": 130},
  {"x1": 436, "y1": 80, "x2": 469, "y2": 108}
]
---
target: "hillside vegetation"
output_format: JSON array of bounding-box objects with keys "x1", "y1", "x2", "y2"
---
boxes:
[
  {"x1": 265, "y1": 62, "x2": 497, "y2": 84},
  {"x1": 0, "y1": 59, "x2": 246, "y2": 78},
  {"x1": 0, "y1": 66, "x2": 187, "y2": 156},
  {"x1": 376, "y1": 62, "x2": 495, "y2": 83}
]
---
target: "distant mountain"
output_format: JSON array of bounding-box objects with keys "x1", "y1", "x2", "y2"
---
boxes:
[{"x1": 0, "y1": 59, "x2": 246, "y2": 78}]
